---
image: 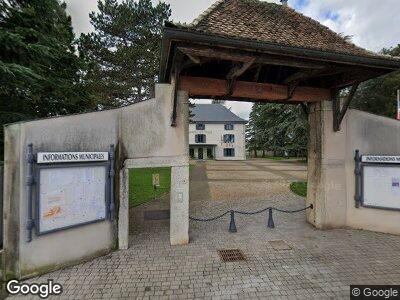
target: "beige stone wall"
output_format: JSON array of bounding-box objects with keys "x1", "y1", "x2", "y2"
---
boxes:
[
  {"x1": 307, "y1": 102, "x2": 400, "y2": 235},
  {"x1": 345, "y1": 109, "x2": 400, "y2": 234},
  {"x1": 3, "y1": 84, "x2": 189, "y2": 279}
]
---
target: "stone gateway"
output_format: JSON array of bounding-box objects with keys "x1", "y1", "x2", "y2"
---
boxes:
[{"x1": 2, "y1": 0, "x2": 400, "y2": 281}]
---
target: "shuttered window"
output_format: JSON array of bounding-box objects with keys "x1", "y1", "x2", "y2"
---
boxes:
[
  {"x1": 195, "y1": 134, "x2": 206, "y2": 143},
  {"x1": 223, "y1": 134, "x2": 235, "y2": 143},
  {"x1": 223, "y1": 148, "x2": 235, "y2": 157}
]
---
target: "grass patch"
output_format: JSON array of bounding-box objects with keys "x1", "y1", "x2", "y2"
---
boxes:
[
  {"x1": 290, "y1": 181, "x2": 307, "y2": 197},
  {"x1": 263, "y1": 156, "x2": 307, "y2": 162},
  {"x1": 264, "y1": 156, "x2": 287, "y2": 160},
  {"x1": 264, "y1": 156, "x2": 294, "y2": 160},
  {"x1": 129, "y1": 167, "x2": 171, "y2": 207}
]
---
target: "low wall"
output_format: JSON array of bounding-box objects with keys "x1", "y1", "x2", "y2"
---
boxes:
[
  {"x1": 307, "y1": 102, "x2": 400, "y2": 235},
  {"x1": 345, "y1": 109, "x2": 400, "y2": 234},
  {"x1": 3, "y1": 84, "x2": 189, "y2": 279}
]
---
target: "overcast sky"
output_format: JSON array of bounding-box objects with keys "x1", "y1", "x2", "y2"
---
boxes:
[{"x1": 64, "y1": 0, "x2": 400, "y2": 120}]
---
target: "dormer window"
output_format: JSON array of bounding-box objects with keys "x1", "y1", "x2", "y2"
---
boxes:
[{"x1": 196, "y1": 123, "x2": 205, "y2": 130}]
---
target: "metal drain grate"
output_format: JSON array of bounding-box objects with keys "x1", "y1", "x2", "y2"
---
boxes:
[{"x1": 218, "y1": 249, "x2": 245, "y2": 262}]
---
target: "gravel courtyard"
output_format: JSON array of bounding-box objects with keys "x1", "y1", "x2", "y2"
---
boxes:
[{"x1": 9, "y1": 159, "x2": 400, "y2": 299}]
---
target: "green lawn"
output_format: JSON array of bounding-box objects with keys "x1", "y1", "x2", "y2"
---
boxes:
[
  {"x1": 290, "y1": 181, "x2": 307, "y2": 197},
  {"x1": 129, "y1": 167, "x2": 171, "y2": 207},
  {"x1": 261, "y1": 156, "x2": 307, "y2": 162},
  {"x1": 264, "y1": 156, "x2": 306, "y2": 161}
]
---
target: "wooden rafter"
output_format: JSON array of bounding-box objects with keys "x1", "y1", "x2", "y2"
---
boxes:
[
  {"x1": 186, "y1": 54, "x2": 201, "y2": 64},
  {"x1": 177, "y1": 46, "x2": 327, "y2": 70},
  {"x1": 332, "y1": 82, "x2": 360, "y2": 131},
  {"x1": 300, "y1": 102, "x2": 310, "y2": 115},
  {"x1": 170, "y1": 52, "x2": 187, "y2": 127},
  {"x1": 226, "y1": 59, "x2": 255, "y2": 96},
  {"x1": 227, "y1": 59, "x2": 255, "y2": 79}
]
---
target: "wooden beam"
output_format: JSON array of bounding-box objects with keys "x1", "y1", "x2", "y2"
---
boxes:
[
  {"x1": 186, "y1": 54, "x2": 201, "y2": 65},
  {"x1": 300, "y1": 102, "x2": 310, "y2": 115},
  {"x1": 283, "y1": 68, "x2": 345, "y2": 85},
  {"x1": 226, "y1": 59, "x2": 255, "y2": 96},
  {"x1": 178, "y1": 46, "x2": 327, "y2": 69},
  {"x1": 333, "y1": 83, "x2": 360, "y2": 131},
  {"x1": 171, "y1": 52, "x2": 186, "y2": 127},
  {"x1": 332, "y1": 89, "x2": 340, "y2": 131},
  {"x1": 227, "y1": 59, "x2": 255, "y2": 79},
  {"x1": 179, "y1": 76, "x2": 330, "y2": 102}
]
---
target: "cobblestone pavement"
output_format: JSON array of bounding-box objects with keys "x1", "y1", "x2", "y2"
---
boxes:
[{"x1": 9, "y1": 159, "x2": 400, "y2": 299}]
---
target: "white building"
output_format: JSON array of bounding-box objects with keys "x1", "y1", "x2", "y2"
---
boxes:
[{"x1": 189, "y1": 104, "x2": 247, "y2": 160}]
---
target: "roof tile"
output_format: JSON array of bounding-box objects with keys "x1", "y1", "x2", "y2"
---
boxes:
[{"x1": 178, "y1": 0, "x2": 397, "y2": 60}]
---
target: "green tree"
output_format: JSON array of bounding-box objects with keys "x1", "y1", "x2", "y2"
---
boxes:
[
  {"x1": 351, "y1": 45, "x2": 400, "y2": 117},
  {"x1": 246, "y1": 103, "x2": 308, "y2": 157},
  {"x1": 0, "y1": 0, "x2": 91, "y2": 158},
  {"x1": 246, "y1": 104, "x2": 263, "y2": 157},
  {"x1": 79, "y1": 0, "x2": 171, "y2": 107}
]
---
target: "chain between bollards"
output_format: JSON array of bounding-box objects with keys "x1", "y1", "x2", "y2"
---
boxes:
[{"x1": 189, "y1": 204, "x2": 313, "y2": 233}]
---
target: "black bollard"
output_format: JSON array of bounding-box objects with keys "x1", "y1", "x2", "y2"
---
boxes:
[
  {"x1": 267, "y1": 208, "x2": 275, "y2": 229},
  {"x1": 229, "y1": 211, "x2": 237, "y2": 233}
]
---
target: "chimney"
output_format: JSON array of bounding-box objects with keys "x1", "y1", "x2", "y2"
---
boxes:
[{"x1": 280, "y1": 0, "x2": 288, "y2": 6}]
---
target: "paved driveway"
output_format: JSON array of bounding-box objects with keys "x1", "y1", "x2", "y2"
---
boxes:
[{"x1": 9, "y1": 159, "x2": 400, "y2": 299}]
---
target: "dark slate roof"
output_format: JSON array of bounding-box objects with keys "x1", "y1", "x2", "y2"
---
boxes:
[
  {"x1": 173, "y1": 0, "x2": 399, "y2": 61},
  {"x1": 191, "y1": 104, "x2": 247, "y2": 123}
]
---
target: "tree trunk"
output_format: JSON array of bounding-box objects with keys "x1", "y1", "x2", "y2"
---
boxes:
[{"x1": 262, "y1": 150, "x2": 265, "y2": 158}]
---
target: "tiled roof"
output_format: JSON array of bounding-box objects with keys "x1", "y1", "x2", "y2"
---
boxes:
[
  {"x1": 175, "y1": 0, "x2": 397, "y2": 61},
  {"x1": 191, "y1": 104, "x2": 247, "y2": 123}
]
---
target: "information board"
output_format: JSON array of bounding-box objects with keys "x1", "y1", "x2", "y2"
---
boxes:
[
  {"x1": 37, "y1": 152, "x2": 108, "y2": 164},
  {"x1": 363, "y1": 165, "x2": 400, "y2": 210},
  {"x1": 37, "y1": 164, "x2": 108, "y2": 234}
]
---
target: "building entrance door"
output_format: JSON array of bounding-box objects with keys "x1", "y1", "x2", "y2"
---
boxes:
[
  {"x1": 198, "y1": 148, "x2": 203, "y2": 159},
  {"x1": 207, "y1": 148, "x2": 213, "y2": 159}
]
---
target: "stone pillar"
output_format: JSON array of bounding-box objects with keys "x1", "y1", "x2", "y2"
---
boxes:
[
  {"x1": 170, "y1": 165, "x2": 190, "y2": 245},
  {"x1": 307, "y1": 101, "x2": 347, "y2": 229},
  {"x1": 118, "y1": 168, "x2": 129, "y2": 249},
  {"x1": 170, "y1": 89, "x2": 190, "y2": 245}
]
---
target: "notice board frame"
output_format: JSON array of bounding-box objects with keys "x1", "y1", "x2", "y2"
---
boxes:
[
  {"x1": 355, "y1": 150, "x2": 400, "y2": 211},
  {"x1": 35, "y1": 162, "x2": 110, "y2": 236}
]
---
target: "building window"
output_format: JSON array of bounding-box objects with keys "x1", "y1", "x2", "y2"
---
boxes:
[
  {"x1": 224, "y1": 148, "x2": 235, "y2": 157},
  {"x1": 195, "y1": 134, "x2": 206, "y2": 143},
  {"x1": 189, "y1": 148, "x2": 194, "y2": 158},
  {"x1": 224, "y1": 124, "x2": 234, "y2": 130},
  {"x1": 223, "y1": 134, "x2": 235, "y2": 143},
  {"x1": 196, "y1": 123, "x2": 205, "y2": 130}
]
